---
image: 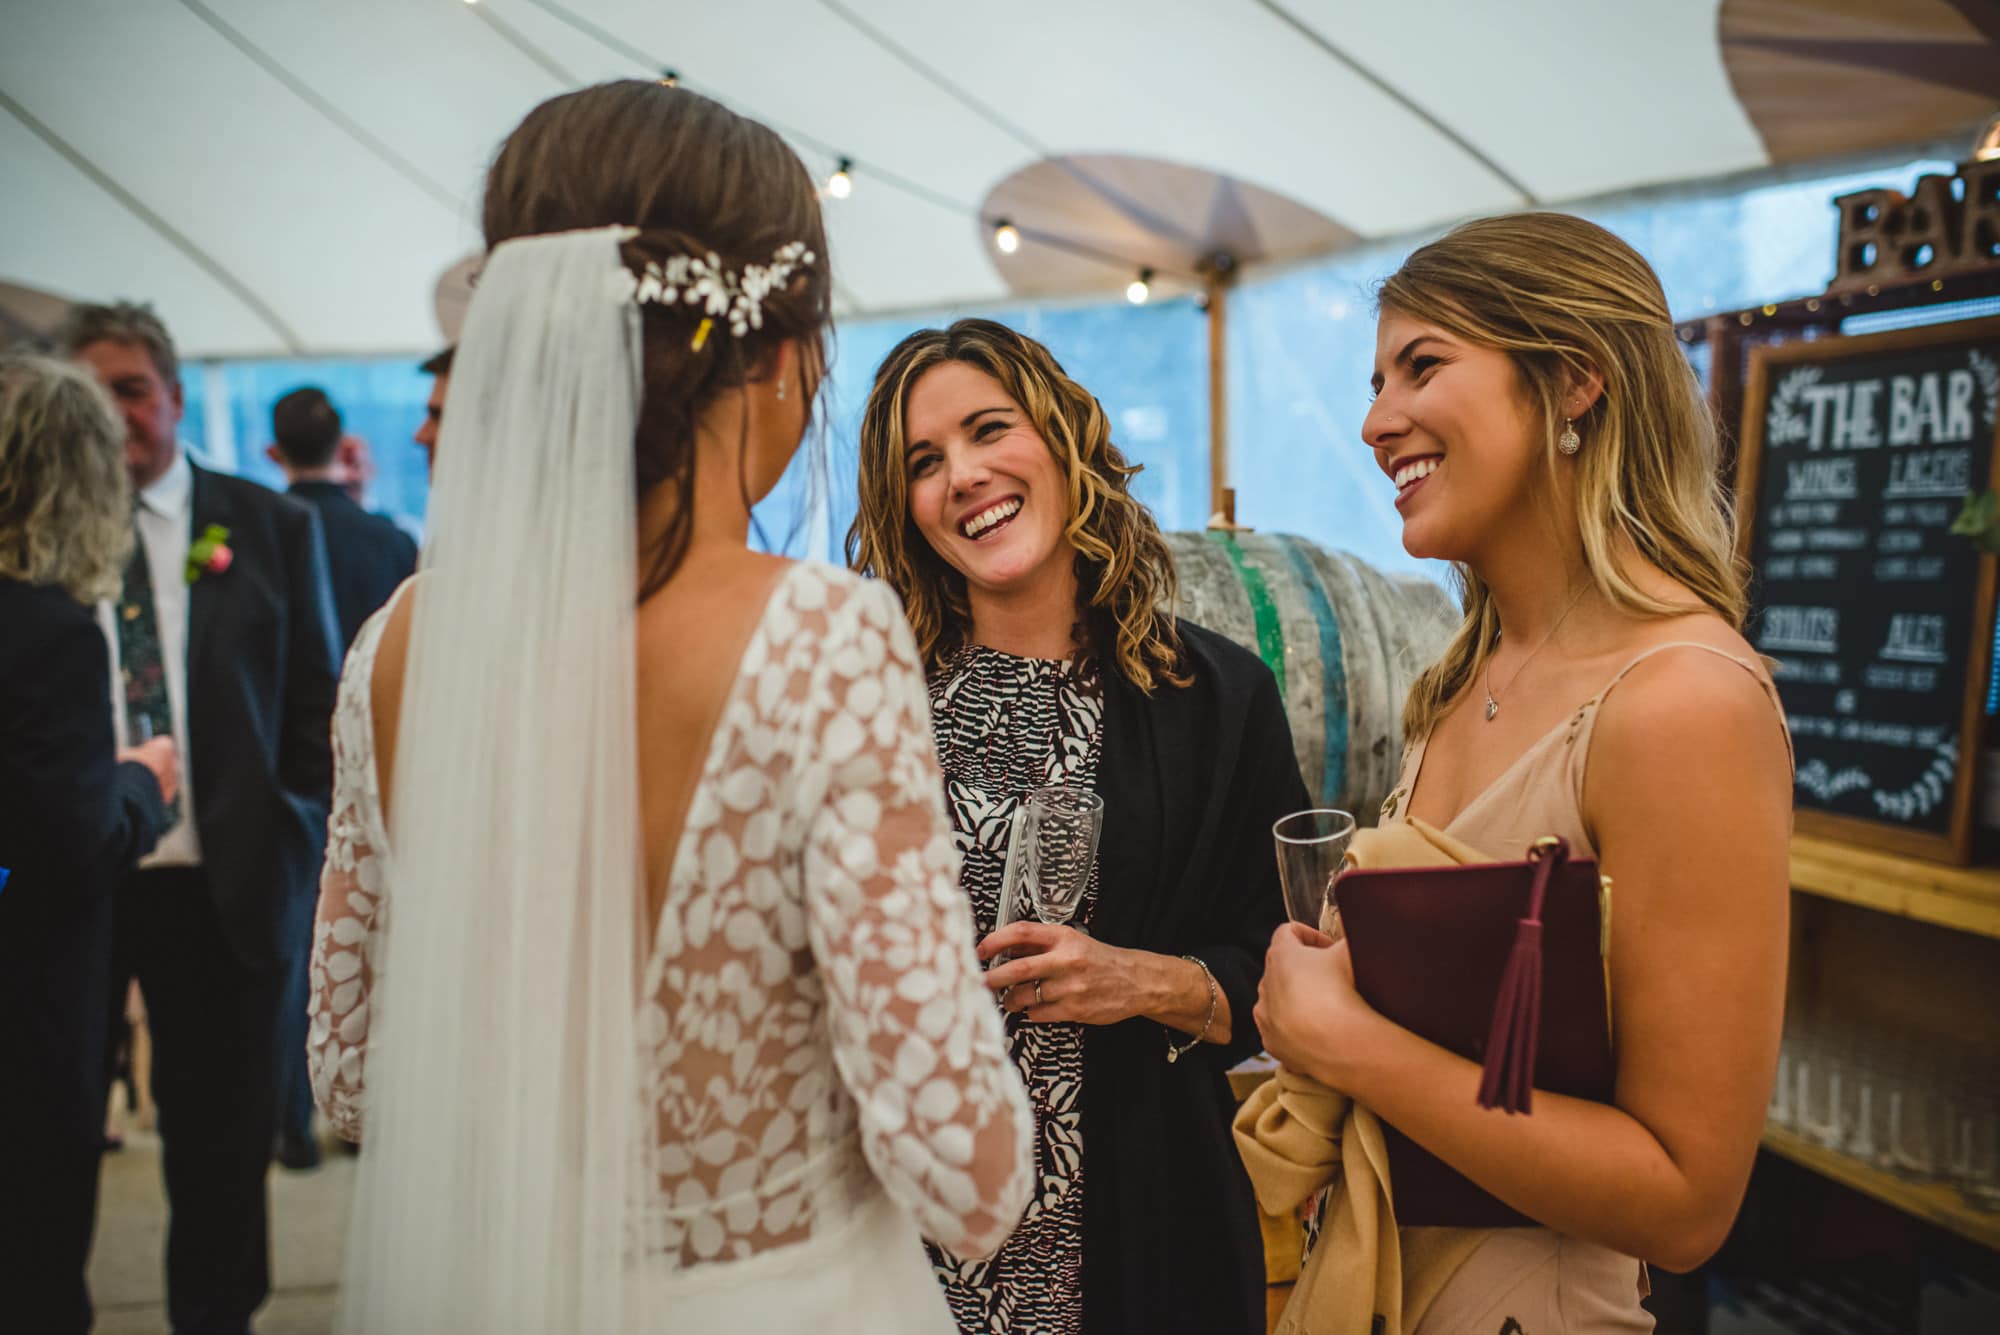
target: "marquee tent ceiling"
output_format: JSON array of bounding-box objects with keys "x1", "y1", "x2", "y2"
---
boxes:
[{"x1": 2, "y1": 0, "x2": 1992, "y2": 359}]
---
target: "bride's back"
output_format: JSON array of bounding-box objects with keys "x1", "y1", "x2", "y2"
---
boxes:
[
  {"x1": 634, "y1": 545, "x2": 792, "y2": 920},
  {"x1": 344, "y1": 547, "x2": 1029, "y2": 1281},
  {"x1": 370, "y1": 545, "x2": 792, "y2": 903},
  {"x1": 620, "y1": 550, "x2": 1011, "y2": 1268}
]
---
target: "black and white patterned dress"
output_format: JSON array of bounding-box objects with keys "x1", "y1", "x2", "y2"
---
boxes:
[{"x1": 926, "y1": 644, "x2": 1103, "y2": 1335}]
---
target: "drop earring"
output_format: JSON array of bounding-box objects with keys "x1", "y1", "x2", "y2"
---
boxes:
[
  {"x1": 1557, "y1": 418, "x2": 1580, "y2": 455},
  {"x1": 775, "y1": 374, "x2": 787, "y2": 402}
]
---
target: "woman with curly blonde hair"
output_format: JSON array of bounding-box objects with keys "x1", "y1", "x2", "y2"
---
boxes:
[
  {"x1": 0, "y1": 352, "x2": 175, "y2": 1333},
  {"x1": 851, "y1": 318, "x2": 1306, "y2": 1335}
]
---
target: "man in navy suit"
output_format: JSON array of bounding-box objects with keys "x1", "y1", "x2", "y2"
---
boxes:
[
  {"x1": 265, "y1": 386, "x2": 418, "y2": 651},
  {"x1": 66, "y1": 302, "x2": 340, "y2": 1335},
  {"x1": 261, "y1": 385, "x2": 415, "y2": 1169},
  {"x1": 413, "y1": 344, "x2": 451, "y2": 476}
]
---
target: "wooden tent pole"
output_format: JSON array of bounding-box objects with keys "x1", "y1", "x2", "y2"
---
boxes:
[{"x1": 1207, "y1": 270, "x2": 1232, "y2": 526}]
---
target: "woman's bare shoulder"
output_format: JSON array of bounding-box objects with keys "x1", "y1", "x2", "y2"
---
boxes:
[{"x1": 1587, "y1": 612, "x2": 1790, "y2": 806}]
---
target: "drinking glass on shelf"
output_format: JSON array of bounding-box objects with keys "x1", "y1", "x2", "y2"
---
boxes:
[
  {"x1": 1884, "y1": 1072, "x2": 1945, "y2": 1182},
  {"x1": 1954, "y1": 1093, "x2": 2000, "y2": 1212},
  {"x1": 1840, "y1": 1055, "x2": 1884, "y2": 1165},
  {"x1": 1768, "y1": 1038, "x2": 1797, "y2": 1133},
  {"x1": 1796, "y1": 1038, "x2": 1846, "y2": 1150},
  {"x1": 1273, "y1": 809, "x2": 1357, "y2": 933},
  {"x1": 998, "y1": 786, "x2": 1104, "y2": 931}
]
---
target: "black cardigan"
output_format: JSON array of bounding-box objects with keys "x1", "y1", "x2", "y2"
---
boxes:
[
  {"x1": 0, "y1": 579, "x2": 164, "y2": 1330},
  {"x1": 1080, "y1": 619, "x2": 1306, "y2": 1333}
]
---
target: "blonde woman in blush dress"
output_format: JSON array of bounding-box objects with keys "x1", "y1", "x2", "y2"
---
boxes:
[{"x1": 1255, "y1": 214, "x2": 1793, "y2": 1332}]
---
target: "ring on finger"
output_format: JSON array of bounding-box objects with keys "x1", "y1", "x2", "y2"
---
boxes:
[{"x1": 1034, "y1": 979, "x2": 1044, "y2": 1007}]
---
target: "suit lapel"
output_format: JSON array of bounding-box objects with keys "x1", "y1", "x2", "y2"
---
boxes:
[{"x1": 186, "y1": 463, "x2": 232, "y2": 693}]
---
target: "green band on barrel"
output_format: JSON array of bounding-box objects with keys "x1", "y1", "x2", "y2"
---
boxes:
[
  {"x1": 1204, "y1": 529, "x2": 1287, "y2": 701},
  {"x1": 1278, "y1": 534, "x2": 1348, "y2": 806}
]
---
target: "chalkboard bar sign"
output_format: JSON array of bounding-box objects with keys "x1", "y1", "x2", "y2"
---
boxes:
[{"x1": 1737, "y1": 317, "x2": 2000, "y2": 863}]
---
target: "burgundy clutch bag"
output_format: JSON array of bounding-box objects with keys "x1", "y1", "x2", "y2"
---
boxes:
[{"x1": 1332, "y1": 837, "x2": 1614, "y2": 1228}]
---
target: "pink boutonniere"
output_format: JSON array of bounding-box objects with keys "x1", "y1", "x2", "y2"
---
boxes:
[{"x1": 186, "y1": 524, "x2": 233, "y2": 584}]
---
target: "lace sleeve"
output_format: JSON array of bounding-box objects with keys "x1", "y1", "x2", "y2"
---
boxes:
[
  {"x1": 307, "y1": 603, "x2": 395, "y2": 1141},
  {"x1": 801, "y1": 579, "x2": 1033, "y2": 1259}
]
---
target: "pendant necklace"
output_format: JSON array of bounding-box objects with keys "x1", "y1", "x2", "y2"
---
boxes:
[{"x1": 1482, "y1": 584, "x2": 1588, "y2": 722}]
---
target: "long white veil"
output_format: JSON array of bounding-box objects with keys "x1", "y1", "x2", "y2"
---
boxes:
[{"x1": 337, "y1": 227, "x2": 646, "y2": 1333}]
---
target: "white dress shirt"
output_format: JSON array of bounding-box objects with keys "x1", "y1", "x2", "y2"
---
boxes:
[{"x1": 97, "y1": 447, "x2": 203, "y2": 868}]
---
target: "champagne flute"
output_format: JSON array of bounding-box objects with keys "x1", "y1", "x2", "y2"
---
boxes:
[
  {"x1": 1273, "y1": 808, "x2": 1356, "y2": 934},
  {"x1": 998, "y1": 786, "x2": 1104, "y2": 931}
]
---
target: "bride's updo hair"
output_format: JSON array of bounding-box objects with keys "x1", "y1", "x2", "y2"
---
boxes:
[{"x1": 482, "y1": 80, "x2": 832, "y2": 596}]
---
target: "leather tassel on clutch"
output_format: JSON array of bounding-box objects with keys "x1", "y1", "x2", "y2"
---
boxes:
[{"x1": 1474, "y1": 838, "x2": 1565, "y2": 1115}]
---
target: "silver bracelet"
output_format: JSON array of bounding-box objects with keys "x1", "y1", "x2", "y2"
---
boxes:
[{"x1": 1166, "y1": 954, "x2": 1218, "y2": 1064}]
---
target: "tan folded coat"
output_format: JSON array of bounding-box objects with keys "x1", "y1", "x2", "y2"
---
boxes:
[
  {"x1": 1325, "y1": 816, "x2": 1487, "y2": 934},
  {"x1": 1231, "y1": 818, "x2": 1487, "y2": 1335}
]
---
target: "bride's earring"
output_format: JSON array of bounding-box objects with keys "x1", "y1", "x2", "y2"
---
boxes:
[
  {"x1": 775, "y1": 374, "x2": 787, "y2": 402},
  {"x1": 1558, "y1": 417, "x2": 1580, "y2": 455}
]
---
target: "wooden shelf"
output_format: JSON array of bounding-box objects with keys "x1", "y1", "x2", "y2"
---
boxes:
[
  {"x1": 1761, "y1": 1126, "x2": 2000, "y2": 1250},
  {"x1": 1790, "y1": 835, "x2": 2000, "y2": 940}
]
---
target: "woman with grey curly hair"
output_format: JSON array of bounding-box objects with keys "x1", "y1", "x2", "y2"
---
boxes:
[
  {"x1": 0, "y1": 351, "x2": 177, "y2": 1334},
  {"x1": 0, "y1": 353, "x2": 135, "y2": 599}
]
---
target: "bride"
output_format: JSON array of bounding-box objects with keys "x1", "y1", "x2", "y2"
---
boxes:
[{"x1": 306, "y1": 82, "x2": 1032, "y2": 1332}]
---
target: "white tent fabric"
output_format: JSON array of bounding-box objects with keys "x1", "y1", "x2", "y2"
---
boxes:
[{"x1": 3, "y1": 0, "x2": 1774, "y2": 358}]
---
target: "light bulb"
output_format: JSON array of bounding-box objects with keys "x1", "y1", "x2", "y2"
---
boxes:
[
  {"x1": 826, "y1": 159, "x2": 853, "y2": 200},
  {"x1": 1126, "y1": 268, "x2": 1153, "y2": 305},
  {"x1": 994, "y1": 221, "x2": 1020, "y2": 254},
  {"x1": 1975, "y1": 112, "x2": 2000, "y2": 162}
]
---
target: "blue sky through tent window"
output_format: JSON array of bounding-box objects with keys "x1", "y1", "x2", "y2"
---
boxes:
[{"x1": 182, "y1": 358, "x2": 433, "y2": 541}]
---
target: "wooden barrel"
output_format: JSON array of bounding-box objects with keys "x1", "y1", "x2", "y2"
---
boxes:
[{"x1": 1162, "y1": 530, "x2": 1459, "y2": 820}]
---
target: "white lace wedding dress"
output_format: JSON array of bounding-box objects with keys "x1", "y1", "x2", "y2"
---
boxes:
[{"x1": 308, "y1": 561, "x2": 1033, "y2": 1330}]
